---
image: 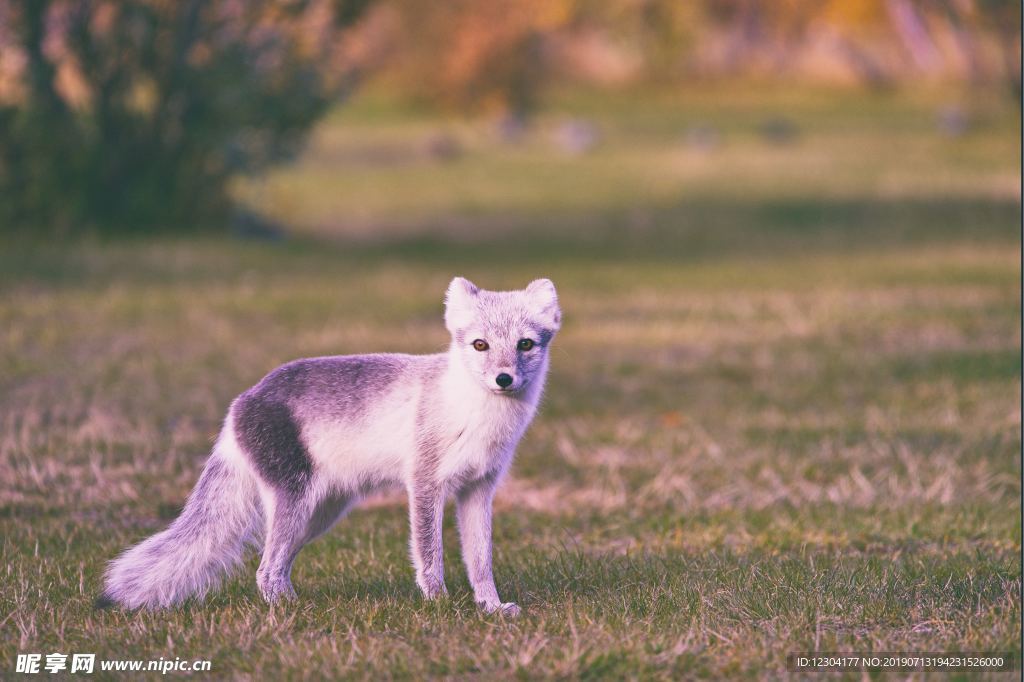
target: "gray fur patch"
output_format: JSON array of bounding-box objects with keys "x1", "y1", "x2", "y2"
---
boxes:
[
  {"x1": 234, "y1": 393, "x2": 312, "y2": 495},
  {"x1": 281, "y1": 355, "x2": 407, "y2": 423}
]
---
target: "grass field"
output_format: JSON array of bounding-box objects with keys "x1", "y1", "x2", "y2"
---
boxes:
[{"x1": 1, "y1": 84, "x2": 1021, "y2": 678}]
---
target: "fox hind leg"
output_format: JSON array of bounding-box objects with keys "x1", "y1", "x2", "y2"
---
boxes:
[
  {"x1": 256, "y1": 489, "x2": 352, "y2": 602},
  {"x1": 305, "y1": 492, "x2": 355, "y2": 543},
  {"x1": 256, "y1": 493, "x2": 306, "y2": 602}
]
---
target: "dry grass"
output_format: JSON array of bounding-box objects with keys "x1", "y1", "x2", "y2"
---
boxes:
[{"x1": 1, "y1": 85, "x2": 1020, "y2": 678}]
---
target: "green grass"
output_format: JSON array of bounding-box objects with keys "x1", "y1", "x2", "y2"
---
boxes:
[{"x1": 1, "y1": 84, "x2": 1020, "y2": 679}]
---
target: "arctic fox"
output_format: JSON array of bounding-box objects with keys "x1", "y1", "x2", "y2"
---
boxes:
[{"x1": 99, "y1": 277, "x2": 560, "y2": 615}]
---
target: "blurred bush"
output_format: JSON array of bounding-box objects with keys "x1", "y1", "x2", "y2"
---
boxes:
[{"x1": 0, "y1": 0, "x2": 372, "y2": 233}]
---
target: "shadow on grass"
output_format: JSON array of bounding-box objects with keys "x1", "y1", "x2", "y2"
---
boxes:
[
  {"x1": 338, "y1": 195, "x2": 1020, "y2": 266},
  {"x1": 0, "y1": 195, "x2": 1018, "y2": 290}
]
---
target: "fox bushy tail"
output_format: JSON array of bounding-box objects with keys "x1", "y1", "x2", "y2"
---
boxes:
[{"x1": 100, "y1": 441, "x2": 262, "y2": 610}]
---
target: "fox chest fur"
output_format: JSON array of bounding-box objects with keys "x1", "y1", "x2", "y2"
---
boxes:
[{"x1": 420, "y1": 377, "x2": 541, "y2": 485}]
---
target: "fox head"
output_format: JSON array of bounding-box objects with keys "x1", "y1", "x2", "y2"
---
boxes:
[{"x1": 444, "y1": 277, "x2": 561, "y2": 395}]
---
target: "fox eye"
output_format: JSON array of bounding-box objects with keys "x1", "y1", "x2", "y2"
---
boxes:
[
  {"x1": 517, "y1": 338, "x2": 535, "y2": 351},
  {"x1": 472, "y1": 339, "x2": 489, "y2": 352}
]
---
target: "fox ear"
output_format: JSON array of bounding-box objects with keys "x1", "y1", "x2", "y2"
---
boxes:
[
  {"x1": 526, "y1": 278, "x2": 561, "y2": 331},
  {"x1": 445, "y1": 277, "x2": 479, "y2": 333}
]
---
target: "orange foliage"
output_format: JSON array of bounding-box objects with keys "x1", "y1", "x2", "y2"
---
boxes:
[{"x1": 389, "y1": 0, "x2": 574, "y2": 113}]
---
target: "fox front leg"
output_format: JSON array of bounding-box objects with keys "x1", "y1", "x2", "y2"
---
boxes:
[
  {"x1": 456, "y1": 474, "x2": 520, "y2": 616},
  {"x1": 409, "y1": 481, "x2": 447, "y2": 599}
]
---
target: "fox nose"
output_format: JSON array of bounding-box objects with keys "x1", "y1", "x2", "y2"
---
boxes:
[{"x1": 495, "y1": 373, "x2": 513, "y2": 388}]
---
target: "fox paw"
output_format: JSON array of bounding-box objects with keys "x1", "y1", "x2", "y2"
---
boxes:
[
  {"x1": 479, "y1": 601, "x2": 521, "y2": 617},
  {"x1": 257, "y1": 576, "x2": 297, "y2": 604}
]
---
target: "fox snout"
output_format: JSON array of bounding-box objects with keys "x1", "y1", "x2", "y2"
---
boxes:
[{"x1": 491, "y1": 370, "x2": 527, "y2": 394}]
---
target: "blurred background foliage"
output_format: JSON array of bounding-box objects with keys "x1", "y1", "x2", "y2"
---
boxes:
[
  {"x1": 0, "y1": 0, "x2": 1019, "y2": 234},
  {"x1": 0, "y1": 0, "x2": 373, "y2": 232}
]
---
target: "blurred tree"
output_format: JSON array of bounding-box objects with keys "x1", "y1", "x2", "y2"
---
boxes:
[
  {"x1": 387, "y1": 0, "x2": 572, "y2": 117},
  {"x1": 565, "y1": 0, "x2": 703, "y2": 83},
  {"x1": 946, "y1": 0, "x2": 1022, "y2": 101},
  {"x1": 0, "y1": 0, "x2": 373, "y2": 233}
]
